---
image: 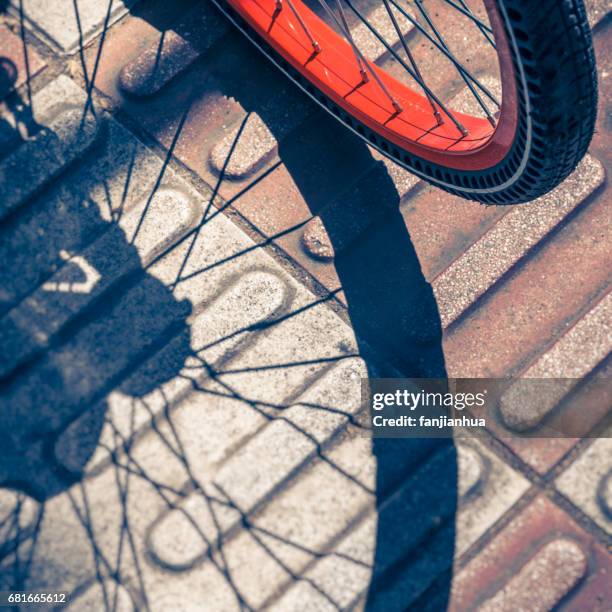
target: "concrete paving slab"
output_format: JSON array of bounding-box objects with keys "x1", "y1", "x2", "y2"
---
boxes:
[
  {"x1": 10, "y1": 0, "x2": 137, "y2": 53},
  {"x1": 556, "y1": 432, "x2": 612, "y2": 534}
]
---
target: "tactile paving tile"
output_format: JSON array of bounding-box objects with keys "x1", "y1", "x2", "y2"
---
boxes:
[
  {"x1": 0, "y1": 0, "x2": 610, "y2": 608},
  {"x1": 556, "y1": 431, "x2": 612, "y2": 535},
  {"x1": 269, "y1": 437, "x2": 529, "y2": 609},
  {"x1": 9, "y1": 0, "x2": 137, "y2": 54},
  {"x1": 450, "y1": 496, "x2": 612, "y2": 611},
  {"x1": 0, "y1": 77, "x2": 101, "y2": 223}
]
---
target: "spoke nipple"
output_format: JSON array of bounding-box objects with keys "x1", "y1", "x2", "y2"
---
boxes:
[
  {"x1": 385, "y1": 102, "x2": 403, "y2": 124},
  {"x1": 459, "y1": 125, "x2": 469, "y2": 137},
  {"x1": 433, "y1": 109, "x2": 443, "y2": 126},
  {"x1": 313, "y1": 41, "x2": 322, "y2": 54},
  {"x1": 360, "y1": 69, "x2": 369, "y2": 84}
]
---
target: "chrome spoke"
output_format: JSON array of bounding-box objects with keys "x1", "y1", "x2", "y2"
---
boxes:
[
  {"x1": 316, "y1": 0, "x2": 403, "y2": 113},
  {"x1": 387, "y1": 0, "x2": 500, "y2": 107},
  {"x1": 453, "y1": 0, "x2": 497, "y2": 47},
  {"x1": 285, "y1": 0, "x2": 322, "y2": 55},
  {"x1": 334, "y1": 0, "x2": 370, "y2": 82},
  {"x1": 317, "y1": 0, "x2": 369, "y2": 82},
  {"x1": 381, "y1": 0, "x2": 442, "y2": 124},
  {"x1": 436, "y1": 0, "x2": 494, "y2": 33},
  {"x1": 412, "y1": 0, "x2": 497, "y2": 125},
  {"x1": 293, "y1": 0, "x2": 500, "y2": 137},
  {"x1": 345, "y1": 0, "x2": 470, "y2": 136}
]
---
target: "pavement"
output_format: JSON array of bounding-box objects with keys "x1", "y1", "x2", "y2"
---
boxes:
[{"x1": 0, "y1": 0, "x2": 610, "y2": 610}]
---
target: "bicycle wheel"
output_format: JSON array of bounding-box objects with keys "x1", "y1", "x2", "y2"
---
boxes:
[{"x1": 212, "y1": 0, "x2": 597, "y2": 204}]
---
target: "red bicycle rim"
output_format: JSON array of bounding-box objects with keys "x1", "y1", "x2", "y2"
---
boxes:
[{"x1": 221, "y1": 0, "x2": 518, "y2": 171}]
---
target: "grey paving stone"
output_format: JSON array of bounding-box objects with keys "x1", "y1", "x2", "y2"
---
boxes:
[
  {"x1": 11, "y1": 459, "x2": 239, "y2": 608},
  {"x1": 272, "y1": 581, "x2": 339, "y2": 611},
  {"x1": 2, "y1": 269, "x2": 192, "y2": 495},
  {"x1": 212, "y1": 358, "x2": 367, "y2": 512},
  {"x1": 147, "y1": 488, "x2": 242, "y2": 571},
  {"x1": 145, "y1": 359, "x2": 366, "y2": 570},
  {"x1": 0, "y1": 62, "x2": 371, "y2": 607},
  {"x1": 0, "y1": 489, "x2": 40, "y2": 550},
  {"x1": 270, "y1": 514, "x2": 376, "y2": 611},
  {"x1": 53, "y1": 239, "x2": 358, "y2": 488},
  {"x1": 7, "y1": 472, "x2": 134, "y2": 594},
  {"x1": 0, "y1": 185, "x2": 199, "y2": 377},
  {"x1": 556, "y1": 433, "x2": 612, "y2": 534},
  {"x1": 0, "y1": 78, "x2": 169, "y2": 314},
  {"x1": 0, "y1": 77, "x2": 99, "y2": 223},
  {"x1": 11, "y1": 0, "x2": 137, "y2": 54},
  {"x1": 50, "y1": 172, "x2": 359, "y2": 489},
  {"x1": 142, "y1": 563, "x2": 243, "y2": 612},
  {"x1": 270, "y1": 437, "x2": 528, "y2": 608},
  {"x1": 53, "y1": 270, "x2": 290, "y2": 476},
  {"x1": 270, "y1": 441, "x2": 456, "y2": 610},
  {"x1": 454, "y1": 439, "x2": 529, "y2": 555},
  {"x1": 5, "y1": 75, "x2": 360, "y2": 504},
  {"x1": 211, "y1": 434, "x2": 376, "y2": 608},
  {"x1": 457, "y1": 442, "x2": 484, "y2": 499},
  {"x1": 52, "y1": 423, "x2": 373, "y2": 609},
  {"x1": 201, "y1": 297, "x2": 359, "y2": 406},
  {"x1": 65, "y1": 580, "x2": 135, "y2": 611},
  {"x1": 202, "y1": 526, "x2": 313, "y2": 609}
]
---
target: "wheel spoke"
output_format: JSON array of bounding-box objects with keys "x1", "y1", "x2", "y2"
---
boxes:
[
  {"x1": 264, "y1": 0, "x2": 501, "y2": 139},
  {"x1": 453, "y1": 0, "x2": 497, "y2": 47},
  {"x1": 284, "y1": 0, "x2": 322, "y2": 55},
  {"x1": 436, "y1": 0, "x2": 494, "y2": 33},
  {"x1": 381, "y1": 0, "x2": 443, "y2": 124},
  {"x1": 412, "y1": 0, "x2": 497, "y2": 125},
  {"x1": 315, "y1": 0, "x2": 369, "y2": 81},
  {"x1": 316, "y1": 0, "x2": 403, "y2": 113},
  {"x1": 387, "y1": 0, "x2": 500, "y2": 108},
  {"x1": 332, "y1": 0, "x2": 369, "y2": 82},
  {"x1": 344, "y1": 0, "x2": 470, "y2": 136}
]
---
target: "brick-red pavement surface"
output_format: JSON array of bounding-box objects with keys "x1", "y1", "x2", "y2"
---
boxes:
[{"x1": 0, "y1": 0, "x2": 610, "y2": 610}]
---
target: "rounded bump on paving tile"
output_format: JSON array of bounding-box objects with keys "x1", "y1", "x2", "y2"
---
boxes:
[{"x1": 301, "y1": 217, "x2": 335, "y2": 262}]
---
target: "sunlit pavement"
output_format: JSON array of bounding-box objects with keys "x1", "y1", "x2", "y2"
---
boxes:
[{"x1": 0, "y1": 1, "x2": 610, "y2": 609}]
